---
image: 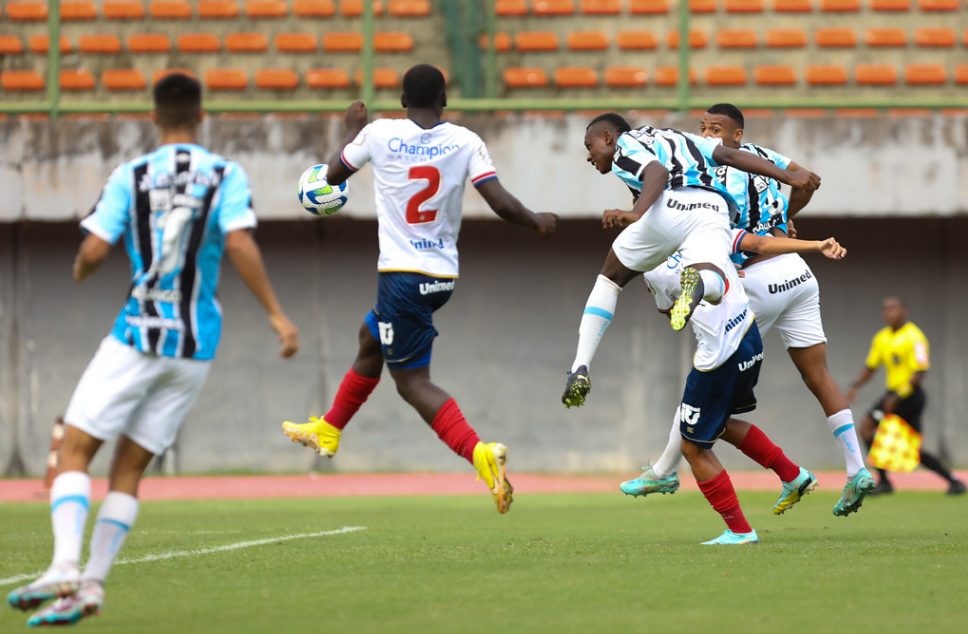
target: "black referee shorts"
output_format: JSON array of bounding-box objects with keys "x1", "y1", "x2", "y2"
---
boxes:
[{"x1": 869, "y1": 386, "x2": 926, "y2": 432}]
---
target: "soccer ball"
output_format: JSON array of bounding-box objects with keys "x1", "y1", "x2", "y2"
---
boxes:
[{"x1": 298, "y1": 164, "x2": 349, "y2": 216}]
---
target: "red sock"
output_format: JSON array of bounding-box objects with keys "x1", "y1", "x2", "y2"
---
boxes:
[
  {"x1": 324, "y1": 369, "x2": 380, "y2": 430},
  {"x1": 738, "y1": 424, "x2": 801, "y2": 482},
  {"x1": 697, "y1": 470, "x2": 753, "y2": 534},
  {"x1": 431, "y1": 399, "x2": 480, "y2": 464}
]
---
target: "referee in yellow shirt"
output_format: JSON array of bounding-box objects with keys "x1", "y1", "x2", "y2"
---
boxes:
[{"x1": 848, "y1": 297, "x2": 965, "y2": 495}]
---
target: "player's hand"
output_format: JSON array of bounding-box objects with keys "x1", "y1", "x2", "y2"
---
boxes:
[
  {"x1": 344, "y1": 101, "x2": 369, "y2": 131},
  {"x1": 817, "y1": 237, "x2": 847, "y2": 260},
  {"x1": 269, "y1": 312, "x2": 299, "y2": 358},
  {"x1": 602, "y1": 209, "x2": 640, "y2": 229},
  {"x1": 533, "y1": 212, "x2": 558, "y2": 237},
  {"x1": 786, "y1": 217, "x2": 798, "y2": 238},
  {"x1": 786, "y1": 168, "x2": 821, "y2": 191}
]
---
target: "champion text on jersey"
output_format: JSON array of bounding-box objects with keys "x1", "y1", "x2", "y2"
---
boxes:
[
  {"x1": 738, "y1": 351, "x2": 765, "y2": 372},
  {"x1": 387, "y1": 137, "x2": 459, "y2": 159},
  {"x1": 724, "y1": 308, "x2": 749, "y2": 333},
  {"x1": 419, "y1": 280, "x2": 456, "y2": 295},
  {"x1": 411, "y1": 238, "x2": 445, "y2": 251},
  {"x1": 666, "y1": 198, "x2": 721, "y2": 212},
  {"x1": 768, "y1": 270, "x2": 813, "y2": 294}
]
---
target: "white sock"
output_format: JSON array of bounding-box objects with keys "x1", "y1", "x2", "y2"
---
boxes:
[
  {"x1": 81, "y1": 492, "x2": 139, "y2": 584},
  {"x1": 698, "y1": 269, "x2": 724, "y2": 303},
  {"x1": 828, "y1": 409, "x2": 865, "y2": 478},
  {"x1": 570, "y1": 275, "x2": 622, "y2": 372},
  {"x1": 49, "y1": 471, "x2": 91, "y2": 572},
  {"x1": 651, "y1": 411, "x2": 683, "y2": 478}
]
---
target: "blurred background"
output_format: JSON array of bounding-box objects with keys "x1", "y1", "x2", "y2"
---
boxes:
[{"x1": 1, "y1": 0, "x2": 966, "y2": 477}]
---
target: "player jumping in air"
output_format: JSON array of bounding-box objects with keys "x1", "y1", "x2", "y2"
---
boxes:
[{"x1": 281, "y1": 64, "x2": 557, "y2": 513}]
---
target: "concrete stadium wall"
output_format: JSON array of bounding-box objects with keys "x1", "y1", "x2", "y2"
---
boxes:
[{"x1": 1, "y1": 216, "x2": 966, "y2": 477}]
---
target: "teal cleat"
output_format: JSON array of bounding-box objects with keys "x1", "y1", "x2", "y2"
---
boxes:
[
  {"x1": 702, "y1": 529, "x2": 759, "y2": 545},
  {"x1": 620, "y1": 466, "x2": 680, "y2": 497},
  {"x1": 833, "y1": 468, "x2": 876, "y2": 517},
  {"x1": 7, "y1": 572, "x2": 78, "y2": 612},
  {"x1": 773, "y1": 467, "x2": 818, "y2": 515},
  {"x1": 27, "y1": 582, "x2": 102, "y2": 628}
]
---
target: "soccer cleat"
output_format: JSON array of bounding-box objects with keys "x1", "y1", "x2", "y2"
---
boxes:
[
  {"x1": 947, "y1": 479, "x2": 966, "y2": 496},
  {"x1": 281, "y1": 416, "x2": 341, "y2": 458},
  {"x1": 561, "y1": 365, "x2": 591, "y2": 408},
  {"x1": 26, "y1": 581, "x2": 103, "y2": 627},
  {"x1": 702, "y1": 529, "x2": 759, "y2": 545},
  {"x1": 472, "y1": 441, "x2": 513, "y2": 514},
  {"x1": 833, "y1": 468, "x2": 876, "y2": 517},
  {"x1": 772, "y1": 467, "x2": 818, "y2": 515},
  {"x1": 619, "y1": 466, "x2": 680, "y2": 497},
  {"x1": 669, "y1": 267, "x2": 704, "y2": 332},
  {"x1": 7, "y1": 569, "x2": 79, "y2": 612}
]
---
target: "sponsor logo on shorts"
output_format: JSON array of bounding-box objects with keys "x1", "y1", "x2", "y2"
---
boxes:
[
  {"x1": 738, "y1": 351, "x2": 764, "y2": 372},
  {"x1": 419, "y1": 280, "x2": 455, "y2": 295},
  {"x1": 666, "y1": 198, "x2": 721, "y2": 212},
  {"x1": 679, "y1": 404, "x2": 702, "y2": 427},
  {"x1": 724, "y1": 308, "x2": 749, "y2": 333},
  {"x1": 410, "y1": 238, "x2": 445, "y2": 251},
  {"x1": 125, "y1": 315, "x2": 183, "y2": 330},
  {"x1": 768, "y1": 270, "x2": 813, "y2": 295}
]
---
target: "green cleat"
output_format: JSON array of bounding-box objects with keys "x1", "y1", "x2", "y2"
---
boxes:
[
  {"x1": 833, "y1": 468, "x2": 876, "y2": 517},
  {"x1": 773, "y1": 467, "x2": 818, "y2": 515},
  {"x1": 670, "y1": 267, "x2": 704, "y2": 332},
  {"x1": 561, "y1": 365, "x2": 591, "y2": 408},
  {"x1": 702, "y1": 529, "x2": 759, "y2": 545},
  {"x1": 619, "y1": 466, "x2": 680, "y2": 497}
]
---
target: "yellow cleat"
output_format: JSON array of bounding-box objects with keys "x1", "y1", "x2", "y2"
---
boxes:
[
  {"x1": 281, "y1": 416, "x2": 341, "y2": 458},
  {"x1": 473, "y1": 441, "x2": 513, "y2": 514}
]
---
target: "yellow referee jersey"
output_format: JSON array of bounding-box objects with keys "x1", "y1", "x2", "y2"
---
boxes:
[{"x1": 864, "y1": 322, "x2": 930, "y2": 398}]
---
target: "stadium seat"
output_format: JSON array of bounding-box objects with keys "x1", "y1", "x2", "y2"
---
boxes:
[
  {"x1": 806, "y1": 64, "x2": 848, "y2": 85},
  {"x1": 666, "y1": 30, "x2": 708, "y2": 49},
  {"x1": 515, "y1": 32, "x2": 560, "y2": 52},
  {"x1": 205, "y1": 68, "x2": 248, "y2": 90},
  {"x1": 755, "y1": 65, "x2": 797, "y2": 86},
  {"x1": 870, "y1": 0, "x2": 910, "y2": 10},
  {"x1": 705, "y1": 66, "x2": 748, "y2": 86},
  {"x1": 5, "y1": 2, "x2": 47, "y2": 21},
  {"x1": 765, "y1": 28, "x2": 807, "y2": 47},
  {"x1": 772, "y1": 0, "x2": 812, "y2": 11},
  {"x1": 654, "y1": 67, "x2": 697, "y2": 87},
  {"x1": 905, "y1": 63, "x2": 946, "y2": 85},
  {"x1": 256, "y1": 69, "x2": 299, "y2": 90},
  {"x1": 725, "y1": 0, "x2": 764, "y2": 12},
  {"x1": 855, "y1": 64, "x2": 898, "y2": 85},
  {"x1": 103, "y1": 1, "x2": 146, "y2": 19},
  {"x1": 355, "y1": 68, "x2": 399, "y2": 88},
  {"x1": 293, "y1": 0, "x2": 336, "y2": 16},
  {"x1": 478, "y1": 32, "x2": 513, "y2": 51},
  {"x1": 554, "y1": 67, "x2": 598, "y2": 88},
  {"x1": 0, "y1": 36, "x2": 24, "y2": 55},
  {"x1": 689, "y1": 0, "x2": 716, "y2": 12},
  {"x1": 955, "y1": 65, "x2": 968, "y2": 85},
  {"x1": 628, "y1": 0, "x2": 668, "y2": 13},
  {"x1": 819, "y1": 0, "x2": 859, "y2": 11},
  {"x1": 918, "y1": 0, "x2": 957, "y2": 10},
  {"x1": 503, "y1": 67, "x2": 550, "y2": 88},
  {"x1": 388, "y1": 0, "x2": 431, "y2": 16},
  {"x1": 816, "y1": 28, "x2": 857, "y2": 48},
  {"x1": 79, "y1": 34, "x2": 123, "y2": 54},
  {"x1": 28, "y1": 35, "x2": 72, "y2": 54},
  {"x1": 374, "y1": 32, "x2": 415, "y2": 52},
  {"x1": 245, "y1": 1, "x2": 287, "y2": 17},
  {"x1": 128, "y1": 33, "x2": 171, "y2": 52},
  {"x1": 340, "y1": 0, "x2": 384, "y2": 16},
  {"x1": 717, "y1": 29, "x2": 758, "y2": 49},
  {"x1": 322, "y1": 32, "x2": 364, "y2": 52},
  {"x1": 616, "y1": 30, "x2": 658, "y2": 50},
  {"x1": 60, "y1": 69, "x2": 96, "y2": 91},
  {"x1": 62, "y1": 1, "x2": 97, "y2": 20},
  {"x1": 496, "y1": 0, "x2": 528, "y2": 16},
  {"x1": 567, "y1": 31, "x2": 609, "y2": 51},
  {"x1": 865, "y1": 28, "x2": 907, "y2": 47},
  {"x1": 176, "y1": 34, "x2": 221, "y2": 53},
  {"x1": 153, "y1": 68, "x2": 196, "y2": 84},
  {"x1": 915, "y1": 28, "x2": 955, "y2": 48},
  {"x1": 1, "y1": 70, "x2": 45, "y2": 91},
  {"x1": 103, "y1": 68, "x2": 147, "y2": 91},
  {"x1": 604, "y1": 67, "x2": 647, "y2": 87},
  {"x1": 580, "y1": 0, "x2": 621, "y2": 14},
  {"x1": 306, "y1": 68, "x2": 351, "y2": 88},
  {"x1": 275, "y1": 33, "x2": 318, "y2": 52},
  {"x1": 533, "y1": 0, "x2": 575, "y2": 14},
  {"x1": 226, "y1": 33, "x2": 269, "y2": 53},
  {"x1": 150, "y1": 1, "x2": 192, "y2": 18},
  {"x1": 199, "y1": 1, "x2": 240, "y2": 17}
]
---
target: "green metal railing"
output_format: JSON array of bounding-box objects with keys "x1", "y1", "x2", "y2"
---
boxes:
[{"x1": 0, "y1": 0, "x2": 963, "y2": 117}]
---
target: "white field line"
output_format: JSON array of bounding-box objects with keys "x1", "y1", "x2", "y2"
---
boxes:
[{"x1": 0, "y1": 526, "x2": 366, "y2": 588}]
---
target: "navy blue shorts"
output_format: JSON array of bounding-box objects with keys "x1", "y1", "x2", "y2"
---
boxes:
[
  {"x1": 365, "y1": 272, "x2": 455, "y2": 370},
  {"x1": 679, "y1": 323, "x2": 764, "y2": 447}
]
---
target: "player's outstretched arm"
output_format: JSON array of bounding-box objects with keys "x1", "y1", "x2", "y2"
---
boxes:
[
  {"x1": 713, "y1": 145, "x2": 821, "y2": 191},
  {"x1": 476, "y1": 179, "x2": 557, "y2": 235},
  {"x1": 603, "y1": 161, "x2": 669, "y2": 228},
  {"x1": 225, "y1": 229, "x2": 300, "y2": 358},
  {"x1": 739, "y1": 233, "x2": 846, "y2": 260},
  {"x1": 73, "y1": 234, "x2": 112, "y2": 282},
  {"x1": 325, "y1": 101, "x2": 369, "y2": 186}
]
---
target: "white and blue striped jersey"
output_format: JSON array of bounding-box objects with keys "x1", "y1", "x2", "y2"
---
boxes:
[{"x1": 81, "y1": 144, "x2": 257, "y2": 361}]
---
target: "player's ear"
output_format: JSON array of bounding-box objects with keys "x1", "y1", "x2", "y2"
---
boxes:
[
  {"x1": 441, "y1": 91, "x2": 447, "y2": 108},
  {"x1": 734, "y1": 128, "x2": 744, "y2": 144},
  {"x1": 400, "y1": 93, "x2": 408, "y2": 109}
]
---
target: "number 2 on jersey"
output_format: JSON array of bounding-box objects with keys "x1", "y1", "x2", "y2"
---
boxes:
[{"x1": 406, "y1": 166, "x2": 440, "y2": 224}]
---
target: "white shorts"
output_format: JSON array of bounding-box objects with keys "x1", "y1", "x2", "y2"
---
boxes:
[
  {"x1": 741, "y1": 253, "x2": 826, "y2": 349},
  {"x1": 64, "y1": 336, "x2": 211, "y2": 455},
  {"x1": 612, "y1": 188, "x2": 732, "y2": 273}
]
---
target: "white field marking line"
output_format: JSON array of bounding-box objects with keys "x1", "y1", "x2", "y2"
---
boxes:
[{"x1": 0, "y1": 526, "x2": 366, "y2": 588}]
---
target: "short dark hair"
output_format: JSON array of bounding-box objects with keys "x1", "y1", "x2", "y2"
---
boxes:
[
  {"x1": 706, "y1": 103, "x2": 744, "y2": 129},
  {"x1": 586, "y1": 112, "x2": 632, "y2": 134},
  {"x1": 402, "y1": 64, "x2": 446, "y2": 108},
  {"x1": 153, "y1": 72, "x2": 201, "y2": 128}
]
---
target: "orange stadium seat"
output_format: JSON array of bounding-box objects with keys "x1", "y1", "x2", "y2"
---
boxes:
[
  {"x1": 306, "y1": 68, "x2": 351, "y2": 89},
  {"x1": 275, "y1": 33, "x2": 318, "y2": 52},
  {"x1": 755, "y1": 65, "x2": 797, "y2": 85},
  {"x1": 226, "y1": 33, "x2": 269, "y2": 52},
  {"x1": 772, "y1": 0, "x2": 812, "y2": 11},
  {"x1": 819, "y1": 0, "x2": 859, "y2": 11},
  {"x1": 150, "y1": 1, "x2": 192, "y2": 18},
  {"x1": 28, "y1": 35, "x2": 72, "y2": 54},
  {"x1": 246, "y1": 1, "x2": 288, "y2": 17},
  {"x1": 503, "y1": 67, "x2": 550, "y2": 88},
  {"x1": 205, "y1": 68, "x2": 248, "y2": 90},
  {"x1": 533, "y1": 0, "x2": 576, "y2": 15},
  {"x1": 605, "y1": 67, "x2": 647, "y2": 87},
  {"x1": 915, "y1": 28, "x2": 955, "y2": 48},
  {"x1": 905, "y1": 63, "x2": 946, "y2": 85},
  {"x1": 654, "y1": 67, "x2": 698, "y2": 87},
  {"x1": 806, "y1": 64, "x2": 847, "y2": 85},
  {"x1": 153, "y1": 68, "x2": 196, "y2": 84},
  {"x1": 5, "y1": 2, "x2": 47, "y2": 21},
  {"x1": 705, "y1": 66, "x2": 748, "y2": 86},
  {"x1": 1, "y1": 70, "x2": 45, "y2": 91},
  {"x1": 199, "y1": 1, "x2": 240, "y2": 17},
  {"x1": 554, "y1": 67, "x2": 598, "y2": 88},
  {"x1": 322, "y1": 32, "x2": 364, "y2": 51},
  {"x1": 567, "y1": 31, "x2": 609, "y2": 51},
  {"x1": 293, "y1": 0, "x2": 336, "y2": 16},
  {"x1": 725, "y1": 0, "x2": 765, "y2": 12},
  {"x1": 496, "y1": 0, "x2": 528, "y2": 15},
  {"x1": 870, "y1": 0, "x2": 911, "y2": 10},
  {"x1": 955, "y1": 65, "x2": 968, "y2": 85},
  {"x1": 855, "y1": 64, "x2": 897, "y2": 85},
  {"x1": 580, "y1": 0, "x2": 621, "y2": 14},
  {"x1": 816, "y1": 28, "x2": 857, "y2": 47},
  {"x1": 865, "y1": 28, "x2": 907, "y2": 47},
  {"x1": 918, "y1": 0, "x2": 957, "y2": 10},
  {"x1": 388, "y1": 0, "x2": 431, "y2": 16},
  {"x1": 176, "y1": 33, "x2": 221, "y2": 53},
  {"x1": 128, "y1": 33, "x2": 171, "y2": 52},
  {"x1": 62, "y1": 1, "x2": 97, "y2": 20},
  {"x1": 103, "y1": 1, "x2": 146, "y2": 19},
  {"x1": 79, "y1": 34, "x2": 123, "y2": 54},
  {"x1": 717, "y1": 29, "x2": 758, "y2": 49},
  {"x1": 60, "y1": 69, "x2": 96, "y2": 91},
  {"x1": 354, "y1": 68, "x2": 399, "y2": 88},
  {"x1": 340, "y1": 0, "x2": 384, "y2": 16},
  {"x1": 666, "y1": 30, "x2": 708, "y2": 49},
  {"x1": 765, "y1": 28, "x2": 807, "y2": 47},
  {"x1": 617, "y1": 30, "x2": 658, "y2": 49},
  {"x1": 515, "y1": 32, "x2": 560, "y2": 52},
  {"x1": 255, "y1": 69, "x2": 300, "y2": 90},
  {"x1": 689, "y1": 0, "x2": 717, "y2": 12},
  {"x1": 374, "y1": 32, "x2": 415, "y2": 52},
  {"x1": 103, "y1": 68, "x2": 148, "y2": 91},
  {"x1": 478, "y1": 32, "x2": 513, "y2": 51},
  {"x1": 0, "y1": 36, "x2": 24, "y2": 55},
  {"x1": 629, "y1": 0, "x2": 669, "y2": 13}
]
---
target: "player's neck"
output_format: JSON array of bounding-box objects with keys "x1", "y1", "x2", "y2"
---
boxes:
[
  {"x1": 159, "y1": 127, "x2": 199, "y2": 146},
  {"x1": 407, "y1": 109, "x2": 442, "y2": 130},
  {"x1": 890, "y1": 320, "x2": 907, "y2": 332}
]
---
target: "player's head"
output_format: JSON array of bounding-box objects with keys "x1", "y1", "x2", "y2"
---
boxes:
[
  {"x1": 700, "y1": 103, "x2": 744, "y2": 149},
  {"x1": 882, "y1": 296, "x2": 907, "y2": 329},
  {"x1": 584, "y1": 113, "x2": 631, "y2": 174},
  {"x1": 152, "y1": 72, "x2": 202, "y2": 131},
  {"x1": 402, "y1": 64, "x2": 447, "y2": 112}
]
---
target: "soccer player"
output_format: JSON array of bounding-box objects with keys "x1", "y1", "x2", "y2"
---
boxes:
[
  {"x1": 280, "y1": 64, "x2": 557, "y2": 513},
  {"x1": 847, "y1": 297, "x2": 966, "y2": 495},
  {"x1": 622, "y1": 104, "x2": 875, "y2": 517},
  {"x1": 6, "y1": 73, "x2": 300, "y2": 626}
]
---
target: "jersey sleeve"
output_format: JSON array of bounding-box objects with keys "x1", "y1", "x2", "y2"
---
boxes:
[
  {"x1": 864, "y1": 333, "x2": 883, "y2": 370},
  {"x1": 730, "y1": 228, "x2": 749, "y2": 254},
  {"x1": 217, "y1": 163, "x2": 258, "y2": 234},
  {"x1": 80, "y1": 164, "x2": 131, "y2": 244},
  {"x1": 468, "y1": 134, "x2": 498, "y2": 187},
  {"x1": 910, "y1": 327, "x2": 930, "y2": 371},
  {"x1": 339, "y1": 123, "x2": 374, "y2": 173},
  {"x1": 682, "y1": 132, "x2": 724, "y2": 167}
]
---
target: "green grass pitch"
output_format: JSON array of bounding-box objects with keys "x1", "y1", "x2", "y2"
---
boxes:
[{"x1": 2, "y1": 491, "x2": 966, "y2": 633}]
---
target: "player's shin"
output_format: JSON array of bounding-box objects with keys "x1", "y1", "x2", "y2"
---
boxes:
[
  {"x1": 827, "y1": 409, "x2": 865, "y2": 477},
  {"x1": 431, "y1": 398, "x2": 480, "y2": 463},
  {"x1": 698, "y1": 269, "x2": 725, "y2": 303},
  {"x1": 325, "y1": 368, "x2": 381, "y2": 430},
  {"x1": 697, "y1": 469, "x2": 753, "y2": 535},
  {"x1": 49, "y1": 471, "x2": 92, "y2": 573},
  {"x1": 736, "y1": 424, "x2": 801, "y2": 482},
  {"x1": 81, "y1": 492, "x2": 139, "y2": 584},
  {"x1": 570, "y1": 275, "x2": 622, "y2": 372},
  {"x1": 652, "y1": 415, "x2": 684, "y2": 478}
]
